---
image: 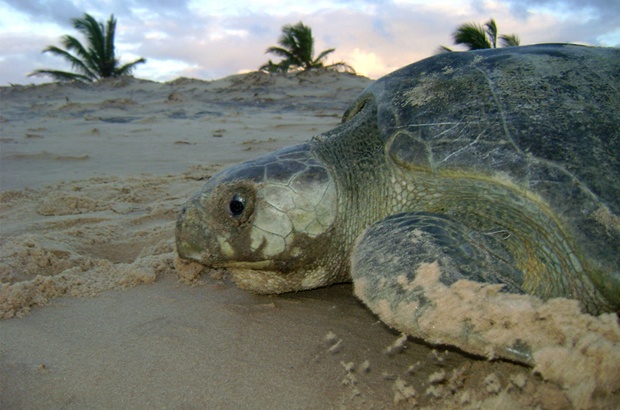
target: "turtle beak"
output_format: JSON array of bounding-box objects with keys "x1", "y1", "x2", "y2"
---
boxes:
[{"x1": 176, "y1": 203, "x2": 210, "y2": 263}]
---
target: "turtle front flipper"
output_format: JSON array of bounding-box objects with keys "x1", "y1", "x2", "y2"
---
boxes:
[{"x1": 350, "y1": 212, "x2": 535, "y2": 365}]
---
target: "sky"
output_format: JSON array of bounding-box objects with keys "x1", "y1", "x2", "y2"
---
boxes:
[{"x1": 0, "y1": 0, "x2": 619, "y2": 85}]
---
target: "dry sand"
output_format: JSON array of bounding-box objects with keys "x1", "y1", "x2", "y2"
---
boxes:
[{"x1": 1, "y1": 71, "x2": 618, "y2": 409}]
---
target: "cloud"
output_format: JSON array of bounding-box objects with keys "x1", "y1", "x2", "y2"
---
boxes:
[
  {"x1": 347, "y1": 48, "x2": 387, "y2": 78},
  {"x1": 1, "y1": 0, "x2": 618, "y2": 86},
  {"x1": 507, "y1": 0, "x2": 619, "y2": 16},
  {"x1": 2, "y1": 0, "x2": 83, "y2": 26}
]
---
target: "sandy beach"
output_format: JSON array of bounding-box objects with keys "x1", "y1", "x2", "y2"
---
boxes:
[{"x1": 1, "y1": 71, "x2": 618, "y2": 409}]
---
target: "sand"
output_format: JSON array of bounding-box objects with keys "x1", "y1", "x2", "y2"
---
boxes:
[{"x1": 1, "y1": 71, "x2": 618, "y2": 409}]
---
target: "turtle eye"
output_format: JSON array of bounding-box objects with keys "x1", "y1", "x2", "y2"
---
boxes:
[{"x1": 228, "y1": 194, "x2": 246, "y2": 217}]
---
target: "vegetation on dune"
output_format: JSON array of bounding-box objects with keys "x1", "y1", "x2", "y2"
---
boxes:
[
  {"x1": 260, "y1": 22, "x2": 355, "y2": 74},
  {"x1": 29, "y1": 13, "x2": 146, "y2": 82},
  {"x1": 439, "y1": 18, "x2": 521, "y2": 53}
]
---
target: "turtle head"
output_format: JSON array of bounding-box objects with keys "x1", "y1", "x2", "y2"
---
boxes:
[{"x1": 176, "y1": 143, "x2": 343, "y2": 294}]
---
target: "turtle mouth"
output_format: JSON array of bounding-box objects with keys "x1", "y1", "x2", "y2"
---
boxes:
[
  {"x1": 178, "y1": 249, "x2": 276, "y2": 273},
  {"x1": 225, "y1": 264, "x2": 301, "y2": 294},
  {"x1": 177, "y1": 246, "x2": 334, "y2": 295},
  {"x1": 224, "y1": 260, "x2": 277, "y2": 271}
]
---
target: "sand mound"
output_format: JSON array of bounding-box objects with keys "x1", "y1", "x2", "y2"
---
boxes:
[{"x1": 0, "y1": 172, "x2": 206, "y2": 318}]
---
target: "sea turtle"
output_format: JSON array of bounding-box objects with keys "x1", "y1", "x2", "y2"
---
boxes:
[{"x1": 176, "y1": 44, "x2": 619, "y2": 363}]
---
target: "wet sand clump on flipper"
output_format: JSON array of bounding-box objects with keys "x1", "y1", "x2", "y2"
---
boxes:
[{"x1": 353, "y1": 261, "x2": 620, "y2": 408}]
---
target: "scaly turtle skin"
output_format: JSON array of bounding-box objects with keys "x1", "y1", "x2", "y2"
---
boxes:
[{"x1": 176, "y1": 44, "x2": 619, "y2": 361}]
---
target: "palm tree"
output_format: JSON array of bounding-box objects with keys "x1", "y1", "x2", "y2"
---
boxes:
[
  {"x1": 260, "y1": 22, "x2": 354, "y2": 73},
  {"x1": 440, "y1": 19, "x2": 520, "y2": 52},
  {"x1": 29, "y1": 13, "x2": 146, "y2": 82}
]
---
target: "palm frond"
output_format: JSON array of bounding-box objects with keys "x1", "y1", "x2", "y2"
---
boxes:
[
  {"x1": 484, "y1": 19, "x2": 498, "y2": 48},
  {"x1": 259, "y1": 60, "x2": 290, "y2": 74},
  {"x1": 500, "y1": 34, "x2": 521, "y2": 47},
  {"x1": 266, "y1": 46, "x2": 297, "y2": 62},
  {"x1": 28, "y1": 69, "x2": 93, "y2": 82},
  {"x1": 115, "y1": 58, "x2": 146, "y2": 77},
  {"x1": 41, "y1": 44, "x2": 98, "y2": 80},
  {"x1": 453, "y1": 23, "x2": 492, "y2": 50},
  {"x1": 104, "y1": 15, "x2": 117, "y2": 76},
  {"x1": 58, "y1": 36, "x2": 99, "y2": 77},
  {"x1": 325, "y1": 62, "x2": 356, "y2": 74},
  {"x1": 73, "y1": 14, "x2": 106, "y2": 73},
  {"x1": 313, "y1": 48, "x2": 335, "y2": 66},
  {"x1": 59, "y1": 35, "x2": 92, "y2": 75}
]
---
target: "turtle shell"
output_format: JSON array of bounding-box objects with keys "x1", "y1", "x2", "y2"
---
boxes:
[{"x1": 344, "y1": 44, "x2": 620, "y2": 307}]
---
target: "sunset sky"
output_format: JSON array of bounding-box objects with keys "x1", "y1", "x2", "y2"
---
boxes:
[{"x1": 1, "y1": 0, "x2": 618, "y2": 85}]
